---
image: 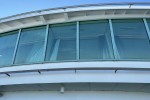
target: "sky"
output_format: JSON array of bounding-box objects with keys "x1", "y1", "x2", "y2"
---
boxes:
[{"x1": 0, "y1": 0, "x2": 150, "y2": 18}]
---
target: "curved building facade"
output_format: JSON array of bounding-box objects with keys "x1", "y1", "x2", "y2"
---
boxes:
[{"x1": 1, "y1": 2, "x2": 150, "y2": 100}]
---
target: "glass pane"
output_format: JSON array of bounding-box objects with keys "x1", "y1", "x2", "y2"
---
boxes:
[
  {"x1": 79, "y1": 20, "x2": 114, "y2": 60},
  {"x1": 112, "y1": 19, "x2": 150, "y2": 59},
  {"x1": 46, "y1": 22, "x2": 76, "y2": 61},
  {"x1": 0, "y1": 31, "x2": 18, "y2": 66},
  {"x1": 15, "y1": 26, "x2": 46, "y2": 64}
]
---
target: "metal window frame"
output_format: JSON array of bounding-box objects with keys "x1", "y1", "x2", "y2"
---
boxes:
[
  {"x1": 108, "y1": 19, "x2": 119, "y2": 59},
  {"x1": 76, "y1": 21, "x2": 80, "y2": 60},
  {"x1": 12, "y1": 29, "x2": 22, "y2": 64},
  {"x1": 143, "y1": 18, "x2": 150, "y2": 42},
  {"x1": 43, "y1": 24, "x2": 50, "y2": 61}
]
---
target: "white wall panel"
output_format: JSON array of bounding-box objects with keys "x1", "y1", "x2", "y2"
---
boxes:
[{"x1": 0, "y1": 91, "x2": 150, "y2": 100}]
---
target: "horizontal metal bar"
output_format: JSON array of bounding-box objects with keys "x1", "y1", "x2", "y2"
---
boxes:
[{"x1": 1, "y1": 67, "x2": 150, "y2": 75}]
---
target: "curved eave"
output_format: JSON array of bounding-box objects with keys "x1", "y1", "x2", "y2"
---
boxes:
[
  {"x1": 0, "y1": 3, "x2": 150, "y2": 33},
  {"x1": 0, "y1": 61, "x2": 150, "y2": 85}
]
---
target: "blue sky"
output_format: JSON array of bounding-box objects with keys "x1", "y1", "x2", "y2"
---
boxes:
[{"x1": 0, "y1": 0, "x2": 149, "y2": 18}]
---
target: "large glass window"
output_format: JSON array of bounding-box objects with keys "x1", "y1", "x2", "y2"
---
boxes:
[
  {"x1": 0, "y1": 31, "x2": 18, "y2": 66},
  {"x1": 112, "y1": 19, "x2": 150, "y2": 59},
  {"x1": 79, "y1": 20, "x2": 114, "y2": 60},
  {"x1": 46, "y1": 22, "x2": 76, "y2": 61},
  {"x1": 15, "y1": 26, "x2": 46, "y2": 64},
  {"x1": 1, "y1": 18, "x2": 150, "y2": 67}
]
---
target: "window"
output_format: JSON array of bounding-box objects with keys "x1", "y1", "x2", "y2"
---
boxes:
[
  {"x1": 15, "y1": 26, "x2": 46, "y2": 64},
  {"x1": 1, "y1": 18, "x2": 150, "y2": 67},
  {"x1": 79, "y1": 20, "x2": 114, "y2": 60},
  {"x1": 112, "y1": 19, "x2": 150, "y2": 59},
  {"x1": 46, "y1": 22, "x2": 76, "y2": 61},
  {"x1": 0, "y1": 31, "x2": 18, "y2": 66}
]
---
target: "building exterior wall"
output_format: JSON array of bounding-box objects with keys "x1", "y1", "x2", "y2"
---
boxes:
[
  {"x1": 1, "y1": 91, "x2": 150, "y2": 100},
  {"x1": 1, "y1": 3, "x2": 150, "y2": 100}
]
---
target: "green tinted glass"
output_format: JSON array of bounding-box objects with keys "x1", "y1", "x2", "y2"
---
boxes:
[
  {"x1": 112, "y1": 19, "x2": 150, "y2": 59},
  {"x1": 15, "y1": 26, "x2": 46, "y2": 64},
  {"x1": 79, "y1": 20, "x2": 114, "y2": 60},
  {"x1": 46, "y1": 22, "x2": 76, "y2": 61},
  {"x1": 0, "y1": 31, "x2": 18, "y2": 66}
]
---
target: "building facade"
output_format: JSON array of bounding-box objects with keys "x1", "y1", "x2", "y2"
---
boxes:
[{"x1": 0, "y1": 2, "x2": 150, "y2": 100}]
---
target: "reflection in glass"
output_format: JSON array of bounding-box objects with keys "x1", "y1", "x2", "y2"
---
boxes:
[
  {"x1": 79, "y1": 20, "x2": 114, "y2": 59},
  {"x1": 0, "y1": 31, "x2": 18, "y2": 66},
  {"x1": 46, "y1": 23, "x2": 76, "y2": 61},
  {"x1": 112, "y1": 19, "x2": 150, "y2": 59},
  {"x1": 15, "y1": 26, "x2": 46, "y2": 64}
]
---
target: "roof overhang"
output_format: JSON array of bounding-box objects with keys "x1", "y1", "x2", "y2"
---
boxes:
[{"x1": 0, "y1": 2, "x2": 150, "y2": 33}]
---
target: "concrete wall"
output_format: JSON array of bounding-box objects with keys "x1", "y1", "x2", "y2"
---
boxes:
[{"x1": 0, "y1": 91, "x2": 150, "y2": 100}]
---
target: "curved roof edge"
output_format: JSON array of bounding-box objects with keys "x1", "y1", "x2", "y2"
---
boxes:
[
  {"x1": 1, "y1": 2, "x2": 150, "y2": 22},
  {"x1": 0, "y1": 2, "x2": 150, "y2": 33}
]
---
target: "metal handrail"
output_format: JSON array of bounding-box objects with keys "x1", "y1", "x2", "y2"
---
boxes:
[{"x1": 1, "y1": 67, "x2": 150, "y2": 77}]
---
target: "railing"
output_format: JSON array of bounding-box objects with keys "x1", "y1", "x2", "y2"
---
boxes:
[{"x1": 1, "y1": 66, "x2": 150, "y2": 77}]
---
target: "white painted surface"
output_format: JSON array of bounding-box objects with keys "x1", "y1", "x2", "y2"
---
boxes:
[
  {"x1": 0, "y1": 61, "x2": 150, "y2": 85},
  {"x1": 1, "y1": 61, "x2": 150, "y2": 73},
  {"x1": 0, "y1": 91, "x2": 150, "y2": 100},
  {"x1": 1, "y1": 71, "x2": 150, "y2": 85}
]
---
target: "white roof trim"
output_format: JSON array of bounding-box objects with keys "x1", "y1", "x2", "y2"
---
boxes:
[{"x1": 0, "y1": 2, "x2": 150, "y2": 33}]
